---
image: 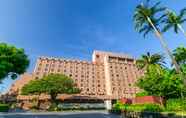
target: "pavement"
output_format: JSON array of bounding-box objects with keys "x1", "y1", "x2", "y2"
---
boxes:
[{"x1": 0, "y1": 111, "x2": 121, "y2": 118}]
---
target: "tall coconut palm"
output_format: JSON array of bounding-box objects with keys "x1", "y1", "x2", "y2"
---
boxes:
[
  {"x1": 136, "y1": 52, "x2": 165, "y2": 73},
  {"x1": 162, "y1": 8, "x2": 186, "y2": 37},
  {"x1": 133, "y1": 0, "x2": 180, "y2": 73}
]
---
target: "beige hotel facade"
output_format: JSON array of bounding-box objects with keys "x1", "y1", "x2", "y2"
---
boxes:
[{"x1": 9, "y1": 50, "x2": 143, "y2": 109}]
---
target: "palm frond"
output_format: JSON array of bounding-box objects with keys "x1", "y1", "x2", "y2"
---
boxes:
[
  {"x1": 157, "y1": 14, "x2": 167, "y2": 23},
  {"x1": 139, "y1": 25, "x2": 149, "y2": 33},
  {"x1": 152, "y1": 7, "x2": 166, "y2": 14},
  {"x1": 136, "y1": 52, "x2": 165, "y2": 70},
  {"x1": 179, "y1": 8, "x2": 186, "y2": 18},
  {"x1": 162, "y1": 24, "x2": 173, "y2": 32},
  {"x1": 174, "y1": 24, "x2": 179, "y2": 33},
  {"x1": 151, "y1": 1, "x2": 161, "y2": 11},
  {"x1": 180, "y1": 19, "x2": 186, "y2": 24},
  {"x1": 143, "y1": 26, "x2": 152, "y2": 37}
]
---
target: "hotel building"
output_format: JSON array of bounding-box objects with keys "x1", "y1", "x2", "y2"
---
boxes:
[{"x1": 9, "y1": 50, "x2": 143, "y2": 109}]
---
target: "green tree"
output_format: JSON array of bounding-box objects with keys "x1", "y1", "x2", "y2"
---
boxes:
[
  {"x1": 0, "y1": 43, "x2": 29, "y2": 81},
  {"x1": 136, "y1": 52, "x2": 165, "y2": 72},
  {"x1": 21, "y1": 74, "x2": 80, "y2": 103},
  {"x1": 136, "y1": 67, "x2": 186, "y2": 99},
  {"x1": 162, "y1": 8, "x2": 186, "y2": 37},
  {"x1": 173, "y1": 46, "x2": 186, "y2": 65},
  {"x1": 133, "y1": 0, "x2": 180, "y2": 72}
]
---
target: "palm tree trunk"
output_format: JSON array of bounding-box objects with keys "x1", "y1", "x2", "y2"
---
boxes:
[
  {"x1": 178, "y1": 24, "x2": 186, "y2": 38},
  {"x1": 146, "y1": 17, "x2": 180, "y2": 73}
]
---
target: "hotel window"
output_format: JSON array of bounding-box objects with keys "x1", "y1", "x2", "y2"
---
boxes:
[
  {"x1": 75, "y1": 75, "x2": 78, "y2": 77},
  {"x1": 45, "y1": 68, "x2": 48, "y2": 71},
  {"x1": 38, "y1": 67, "x2": 41, "y2": 71},
  {"x1": 35, "y1": 77, "x2": 39, "y2": 80},
  {"x1": 57, "y1": 69, "x2": 60, "y2": 72},
  {"x1": 69, "y1": 74, "x2": 72, "y2": 77},
  {"x1": 46, "y1": 64, "x2": 49, "y2": 67}
]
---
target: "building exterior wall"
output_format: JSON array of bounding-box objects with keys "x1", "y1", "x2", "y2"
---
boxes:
[
  {"x1": 9, "y1": 73, "x2": 33, "y2": 94},
  {"x1": 9, "y1": 50, "x2": 143, "y2": 99}
]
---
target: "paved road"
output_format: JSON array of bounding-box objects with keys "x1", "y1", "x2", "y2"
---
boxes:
[{"x1": 0, "y1": 111, "x2": 120, "y2": 118}]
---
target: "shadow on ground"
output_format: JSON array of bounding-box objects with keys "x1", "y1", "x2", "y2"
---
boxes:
[{"x1": 0, "y1": 112, "x2": 120, "y2": 118}]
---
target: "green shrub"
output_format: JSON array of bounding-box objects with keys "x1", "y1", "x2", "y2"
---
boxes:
[
  {"x1": 136, "y1": 91, "x2": 149, "y2": 97},
  {"x1": 166, "y1": 99, "x2": 186, "y2": 111},
  {"x1": 113, "y1": 101, "x2": 163, "y2": 112},
  {"x1": 125, "y1": 104, "x2": 163, "y2": 112},
  {"x1": 0, "y1": 104, "x2": 9, "y2": 112},
  {"x1": 113, "y1": 101, "x2": 124, "y2": 110}
]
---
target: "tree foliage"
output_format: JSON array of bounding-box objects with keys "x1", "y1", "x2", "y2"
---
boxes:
[
  {"x1": 136, "y1": 62, "x2": 186, "y2": 99},
  {"x1": 173, "y1": 46, "x2": 186, "y2": 65},
  {"x1": 133, "y1": 0, "x2": 166, "y2": 37},
  {"x1": 136, "y1": 46, "x2": 186, "y2": 99},
  {"x1": 162, "y1": 8, "x2": 186, "y2": 33},
  {"x1": 136, "y1": 52, "x2": 165, "y2": 73},
  {"x1": 21, "y1": 74, "x2": 80, "y2": 102},
  {"x1": 0, "y1": 43, "x2": 29, "y2": 80}
]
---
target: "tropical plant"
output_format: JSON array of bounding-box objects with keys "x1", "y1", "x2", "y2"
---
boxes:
[
  {"x1": 162, "y1": 8, "x2": 186, "y2": 37},
  {"x1": 133, "y1": 0, "x2": 180, "y2": 72},
  {"x1": 166, "y1": 99, "x2": 186, "y2": 111},
  {"x1": 136, "y1": 52, "x2": 165, "y2": 73},
  {"x1": 136, "y1": 67, "x2": 186, "y2": 99},
  {"x1": 0, "y1": 43, "x2": 29, "y2": 81},
  {"x1": 173, "y1": 46, "x2": 186, "y2": 65},
  {"x1": 21, "y1": 74, "x2": 80, "y2": 103},
  {"x1": 136, "y1": 91, "x2": 149, "y2": 97}
]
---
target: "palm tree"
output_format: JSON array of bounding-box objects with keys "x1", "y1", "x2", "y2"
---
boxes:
[
  {"x1": 136, "y1": 52, "x2": 165, "y2": 73},
  {"x1": 133, "y1": 0, "x2": 180, "y2": 73},
  {"x1": 162, "y1": 8, "x2": 186, "y2": 37}
]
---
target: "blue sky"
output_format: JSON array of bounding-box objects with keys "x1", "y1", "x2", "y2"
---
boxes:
[{"x1": 1, "y1": 0, "x2": 186, "y2": 92}]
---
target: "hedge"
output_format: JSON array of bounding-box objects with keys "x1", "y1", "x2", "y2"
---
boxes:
[
  {"x1": 113, "y1": 102, "x2": 163, "y2": 112},
  {"x1": 165, "y1": 99, "x2": 186, "y2": 112},
  {"x1": 0, "y1": 104, "x2": 9, "y2": 112}
]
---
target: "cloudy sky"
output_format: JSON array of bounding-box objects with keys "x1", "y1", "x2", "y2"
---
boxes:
[{"x1": 0, "y1": 0, "x2": 186, "y2": 92}]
